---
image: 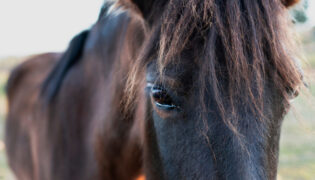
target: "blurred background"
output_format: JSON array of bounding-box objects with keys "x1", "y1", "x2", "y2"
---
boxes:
[{"x1": 0, "y1": 0, "x2": 314, "y2": 179}]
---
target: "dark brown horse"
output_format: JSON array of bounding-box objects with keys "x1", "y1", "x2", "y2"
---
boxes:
[{"x1": 5, "y1": 0, "x2": 303, "y2": 179}]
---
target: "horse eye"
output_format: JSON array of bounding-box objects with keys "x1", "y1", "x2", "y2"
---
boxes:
[{"x1": 151, "y1": 87, "x2": 177, "y2": 110}]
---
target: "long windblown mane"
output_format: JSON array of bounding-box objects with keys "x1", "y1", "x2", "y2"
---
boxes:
[
  {"x1": 41, "y1": 3, "x2": 114, "y2": 101},
  {"x1": 127, "y1": 0, "x2": 303, "y2": 133}
]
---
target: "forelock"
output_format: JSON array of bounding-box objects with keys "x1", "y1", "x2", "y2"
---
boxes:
[{"x1": 127, "y1": 0, "x2": 304, "y2": 135}]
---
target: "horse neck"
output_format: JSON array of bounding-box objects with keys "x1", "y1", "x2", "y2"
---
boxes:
[
  {"x1": 84, "y1": 12, "x2": 146, "y2": 179},
  {"x1": 88, "y1": 10, "x2": 145, "y2": 76}
]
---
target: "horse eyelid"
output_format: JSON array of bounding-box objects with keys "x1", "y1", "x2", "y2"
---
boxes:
[{"x1": 146, "y1": 83, "x2": 181, "y2": 111}]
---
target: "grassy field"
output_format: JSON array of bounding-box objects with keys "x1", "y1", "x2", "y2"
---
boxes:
[
  {"x1": 0, "y1": 57, "x2": 23, "y2": 180},
  {"x1": 0, "y1": 54, "x2": 314, "y2": 180}
]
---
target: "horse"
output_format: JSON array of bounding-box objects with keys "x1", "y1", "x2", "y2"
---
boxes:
[{"x1": 5, "y1": 0, "x2": 303, "y2": 179}]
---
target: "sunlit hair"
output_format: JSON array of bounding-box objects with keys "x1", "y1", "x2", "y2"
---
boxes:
[{"x1": 125, "y1": 0, "x2": 304, "y2": 134}]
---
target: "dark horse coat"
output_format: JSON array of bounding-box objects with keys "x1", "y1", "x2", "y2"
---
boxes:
[{"x1": 5, "y1": 0, "x2": 303, "y2": 179}]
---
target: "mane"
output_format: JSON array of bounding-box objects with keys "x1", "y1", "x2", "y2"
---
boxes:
[
  {"x1": 41, "y1": 2, "x2": 114, "y2": 101},
  {"x1": 41, "y1": 30, "x2": 89, "y2": 101},
  {"x1": 127, "y1": 0, "x2": 303, "y2": 133}
]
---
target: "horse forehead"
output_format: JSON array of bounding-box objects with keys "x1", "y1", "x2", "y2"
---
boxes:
[{"x1": 147, "y1": 58, "x2": 197, "y2": 80}]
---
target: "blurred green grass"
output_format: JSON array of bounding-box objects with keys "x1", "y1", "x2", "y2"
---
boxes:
[
  {"x1": 0, "y1": 67, "x2": 13, "y2": 179},
  {"x1": 277, "y1": 53, "x2": 315, "y2": 180},
  {"x1": 0, "y1": 54, "x2": 314, "y2": 179}
]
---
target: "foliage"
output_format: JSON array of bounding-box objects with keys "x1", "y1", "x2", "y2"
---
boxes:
[{"x1": 291, "y1": 0, "x2": 308, "y2": 24}]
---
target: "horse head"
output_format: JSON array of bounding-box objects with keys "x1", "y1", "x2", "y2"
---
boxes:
[{"x1": 120, "y1": 0, "x2": 302, "y2": 179}]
